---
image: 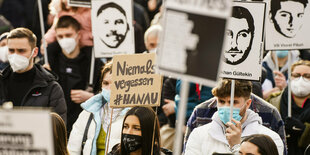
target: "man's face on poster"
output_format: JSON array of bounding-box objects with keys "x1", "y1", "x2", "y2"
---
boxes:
[
  {"x1": 98, "y1": 7, "x2": 129, "y2": 48},
  {"x1": 271, "y1": 1, "x2": 306, "y2": 38},
  {"x1": 224, "y1": 17, "x2": 253, "y2": 65}
]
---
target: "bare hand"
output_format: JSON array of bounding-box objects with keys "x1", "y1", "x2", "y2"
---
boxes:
[
  {"x1": 225, "y1": 118, "x2": 242, "y2": 148},
  {"x1": 71, "y1": 89, "x2": 94, "y2": 104},
  {"x1": 162, "y1": 99, "x2": 176, "y2": 116},
  {"x1": 274, "y1": 71, "x2": 287, "y2": 90}
]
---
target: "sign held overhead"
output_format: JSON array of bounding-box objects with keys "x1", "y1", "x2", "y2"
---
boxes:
[
  {"x1": 220, "y1": 1, "x2": 266, "y2": 81},
  {"x1": 157, "y1": 0, "x2": 232, "y2": 87},
  {"x1": 91, "y1": 0, "x2": 135, "y2": 57}
]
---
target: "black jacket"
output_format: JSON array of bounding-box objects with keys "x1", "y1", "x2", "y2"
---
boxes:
[
  {"x1": 0, "y1": 64, "x2": 67, "y2": 122},
  {"x1": 47, "y1": 41, "x2": 103, "y2": 133}
]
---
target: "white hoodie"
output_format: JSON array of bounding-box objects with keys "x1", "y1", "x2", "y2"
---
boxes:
[{"x1": 185, "y1": 109, "x2": 284, "y2": 155}]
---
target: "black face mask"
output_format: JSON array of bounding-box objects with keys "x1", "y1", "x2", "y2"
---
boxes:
[{"x1": 122, "y1": 134, "x2": 142, "y2": 153}]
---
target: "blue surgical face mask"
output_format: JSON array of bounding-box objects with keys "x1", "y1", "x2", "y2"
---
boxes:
[
  {"x1": 101, "y1": 88, "x2": 111, "y2": 102},
  {"x1": 218, "y1": 107, "x2": 242, "y2": 125},
  {"x1": 276, "y1": 50, "x2": 289, "y2": 58}
]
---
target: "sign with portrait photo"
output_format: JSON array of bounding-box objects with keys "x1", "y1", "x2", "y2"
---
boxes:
[
  {"x1": 220, "y1": 1, "x2": 265, "y2": 81},
  {"x1": 91, "y1": 0, "x2": 135, "y2": 57},
  {"x1": 68, "y1": 0, "x2": 91, "y2": 8},
  {"x1": 0, "y1": 108, "x2": 54, "y2": 155},
  {"x1": 157, "y1": 0, "x2": 232, "y2": 87},
  {"x1": 265, "y1": 0, "x2": 310, "y2": 50},
  {"x1": 110, "y1": 53, "x2": 162, "y2": 108}
]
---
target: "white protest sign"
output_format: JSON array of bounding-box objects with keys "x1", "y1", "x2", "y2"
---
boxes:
[
  {"x1": 91, "y1": 0, "x2": 135, "y2": 57},
  {"x1": 110, "y1": 53, "x2": 162, "y2": 108},
  {"x1": 265, "y1": 0, "x2": 310, "y2": 50},
  {"x1": 157, "y1": 0, "x2": 232, "y2": 87},
  {"x1": 68, "y1": 0, "x2": 91, "y2": 8},
  {"x1": 0, "y1": 108, "x2": 54, "y2": 155},
  {"x1": 220, "y1": 2, "x2": 265, "y2": 81}
]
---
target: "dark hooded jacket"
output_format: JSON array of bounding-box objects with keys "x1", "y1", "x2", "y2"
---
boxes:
[{"x1": 0, "y1": 64, "x2": 67, "y2": 122}]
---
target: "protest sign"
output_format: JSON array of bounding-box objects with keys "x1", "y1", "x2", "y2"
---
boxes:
[
  {"x1": 265, "y1": 0, "x2": 310, "y2": 50},
  {"x1": 91, "y1": 0, "x2": 135, "y2": 57},
  {"x1": 110, "y1": 53, "x2": 162, "y2": 108},
  {"x1": 68, "y1": 0, "x2": 91, "y2": 8},
  {"x1": 157, "y1": 0, "x2": 232, "y2": 87},
  {"x1": 220, "y1": 1, "x2": 265, "y2": 81},
  {"x1": 0, "y1": 108, "x2": 54, "y2": 155}
]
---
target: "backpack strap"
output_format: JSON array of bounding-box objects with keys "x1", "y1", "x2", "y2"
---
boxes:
[{"x1": 81, "y1": 113, "x2": 93, "y2": 154}]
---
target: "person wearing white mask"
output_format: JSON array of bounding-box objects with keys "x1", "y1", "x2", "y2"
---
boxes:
[
  {"x1": 268, "y1": 60, "x2": 310, "y2": 155},
  {"x1": 144, "y1": 24, "x2": 162, "y2": 53},
  {"x1": 0, "y1": 27, "x2": 67, "y2": 122},
  {"x1": 0, "y1": 32, "x2": 9, "y2": 70},
  {"x1": 46, "y1": 15, "x2": 103, "y2": 134}
]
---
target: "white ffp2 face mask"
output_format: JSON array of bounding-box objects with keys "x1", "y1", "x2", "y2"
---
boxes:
[
  {"x1": 0, "y1": 46, "x2": 8, "y2": 62},
  {"x1": 8, "y1": 49, "x2": 34, "y2": 72},
  {"x1": 291, "y1": 77, "x2": 310, "y2": 97},
  {"x1": 58, "y1": 37, "x2": 77, "y2": 54}
]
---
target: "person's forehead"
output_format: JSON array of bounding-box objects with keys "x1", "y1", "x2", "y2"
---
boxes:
[
  {"x1": 103, "y1": 72, "x2": 112, "y2": 80},
  {"x1": 240, "y1": 142, "x2": 259, "y2": 154},
  {"x1": 279, "y1": 1, "x2": 305, "y2": 11},
  {"x1": 125, "y1": 115, "x2": 140, "y2": 125},
  {"x1": 99, "y1": 7, "x2": 126, "y2": 18},
  {"x1": 7, "y1": 38, "x2": 31, "y2": 49},
  {"x1": 56, "y1": 27, "x2": 77, "y2": 35},
  {"x1": 293, "y1": 65, "x2": 310, "y2": 74},
  {"x1": 217, "y1": 96, "x2": 245, "y2": 101},
  {"x1": 229, "y1": 18, "x2": 250, "y2": 32}
]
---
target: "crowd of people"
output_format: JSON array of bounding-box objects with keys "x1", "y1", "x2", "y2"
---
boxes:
[{"x1": 0, "y1": 0, "x2": 310, "y2": 155}]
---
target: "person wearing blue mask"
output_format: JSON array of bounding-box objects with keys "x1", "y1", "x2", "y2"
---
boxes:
[
  {"x1": 185, "y1": 79, "x2": 284, "y2": 155},
  {"x1": 262, "y1": 50, "x2": 300, "y2": 99},
  {"x1": 68, "y1": 61, "x2": 130, "y2": 155}
]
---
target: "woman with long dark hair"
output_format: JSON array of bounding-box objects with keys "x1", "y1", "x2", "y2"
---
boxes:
[
  {"x1": 51, "y1": 112, "x2": 69, "y2": 155},
  {"x1": 109, "y1": 106, "x2": 171, "y2": 155}
]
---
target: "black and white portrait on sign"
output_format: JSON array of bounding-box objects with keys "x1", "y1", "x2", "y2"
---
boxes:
[
  {"x1": 92, "y1": 0, "x2": 134, "y2": 57},
  {"x1": 265, "y1": 0, "x2": 310, "y2": 50},
  {"x1": 270, "y1": 0, "x2": 308, "y2": 38},
  {"x1": 97, "y1": 3, "x2": 129, "y2": 48},
  {"x1": 220, "y1": 2, "x2": 265, "y2": 81},
  {"x1": 224, "y1": 6, "x2": 255, "y2": 65}
]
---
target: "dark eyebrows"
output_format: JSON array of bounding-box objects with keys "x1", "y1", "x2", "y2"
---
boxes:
[
  {"x1": 279, "y1": 10, "x2": 292, "y2": 15},
  {"x1": 218, "y1": 99, "x2": 225, "y2": 103},
  {"x1": 133, "y1": 124, "x2": 141, "y2": 128},
  {"x1": 115, "y1": 19, "x2": 124, "y2": 24},
  {"x1": 238, "y1": 29, "x2": 250, "y2": 34}
]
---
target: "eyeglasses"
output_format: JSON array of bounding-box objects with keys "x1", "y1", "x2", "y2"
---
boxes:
[{"x1": 291, "y1": 73, "x2": 310, "y2": 81}]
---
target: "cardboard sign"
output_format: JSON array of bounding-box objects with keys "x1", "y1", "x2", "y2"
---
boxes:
[
  {"x1": 0, "y1": 108, "x2": 54, "y2": 155},
  {"x1": 110, "y1": 53, "x2": 162, "y2": 107},
  {"x1": 220, "y1": 2, "x2": 265, "y2": 81},
  {"x1": 265, "y1": 0, "x2": 310, "y2": 50},
  {"x1": 91, "y1": 0, "x2": 135, "y2": 58},
  {"x1": 68, "y1": 0, "x2": 91, "y2": 8},
  {"x1": 157, "y1": 0, "x2": 232, "y2": 87}
]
